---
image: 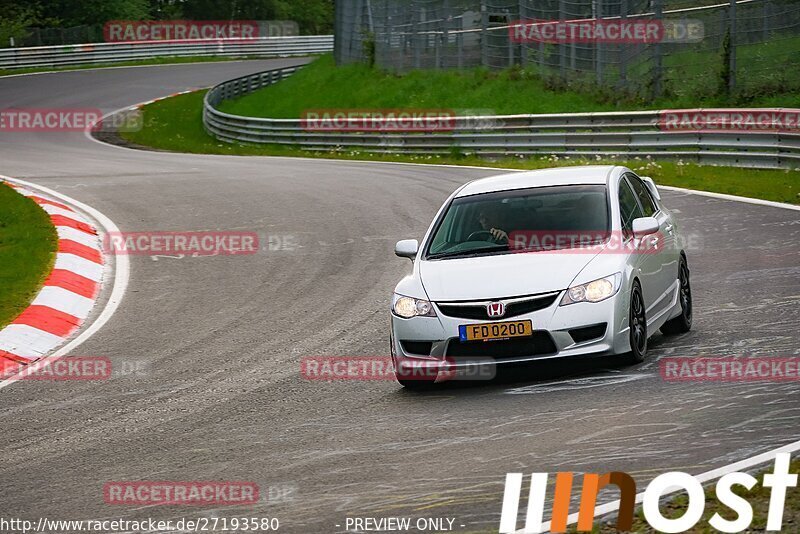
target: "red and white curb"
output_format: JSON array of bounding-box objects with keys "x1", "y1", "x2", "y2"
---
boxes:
[{"x1": 0, "y1": 176, "x2": 128, "y2": 385}]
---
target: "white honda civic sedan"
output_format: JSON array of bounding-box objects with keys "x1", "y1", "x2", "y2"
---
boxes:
[{"x1": 390, "y1": 165, "x2": 692, "y2": 387}]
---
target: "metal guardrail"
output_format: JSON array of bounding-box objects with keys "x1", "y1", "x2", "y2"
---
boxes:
[
  {"x1": 203, "y1": 66, "x2": 800, "y2": 170},
  {"x1": 0, "y1": 36, "x2": 333, "y2": 70}
]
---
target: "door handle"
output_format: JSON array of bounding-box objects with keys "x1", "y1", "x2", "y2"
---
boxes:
[{"x1": 664, "y1": 224, "x2": 674, "y2": 233}]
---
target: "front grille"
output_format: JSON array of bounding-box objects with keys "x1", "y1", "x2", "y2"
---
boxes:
[
  {"x1": 445, "y1": 332, "x2": 557, "y2": 360},
  {"x1": 436, "y1": 293, "x2": 560, "y2": 320},
  {"x1": 568, "y1": 323, "x2": 608, "y2": 344}
]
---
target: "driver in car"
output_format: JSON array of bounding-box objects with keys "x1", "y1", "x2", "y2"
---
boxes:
[{"x1": 477, "y1": 206, "x2": 509, "y2": 243}]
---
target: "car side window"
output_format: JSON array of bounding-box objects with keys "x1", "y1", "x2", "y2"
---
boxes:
[
  {"x1": 619, "y1": 179, "x2": 644, "y2": 238},
  {"x1": 626, "y1": 175, "x2": 657, "y2": 217},
  {"x1": 429, "y1": 203, "x2": 459, "y2": 252}
]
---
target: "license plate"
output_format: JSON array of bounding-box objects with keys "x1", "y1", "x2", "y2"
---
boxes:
[{"x1": 459, "y1": 320, "x2": 533, "y2": 342}]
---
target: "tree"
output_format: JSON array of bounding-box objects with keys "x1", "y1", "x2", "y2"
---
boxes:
[
  {"x1": 0, "y1": 2, "x2": 39, "y2": 46},
  {"x1": 178, "y1": 0, "x2": 334, "y2": 34},
  {"x1": 44, "y1": 0, "x2": 151, "y2": 26}
]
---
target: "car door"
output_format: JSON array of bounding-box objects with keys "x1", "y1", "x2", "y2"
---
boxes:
[
  {"x1": 625, "y1": 173, "x2": 678, "y2": 318},
  {"x1": 618, "y1": 177, "x2": 659, "y2": 313}
]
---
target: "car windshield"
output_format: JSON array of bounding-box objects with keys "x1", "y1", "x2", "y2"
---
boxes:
[{"x1": 426, "y1": 185, "x2": 610, "y2": 259}]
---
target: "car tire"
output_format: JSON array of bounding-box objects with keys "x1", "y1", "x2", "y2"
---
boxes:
[
  {"x1": 625, "y1": 280, "x2": 648, "y2": 363},
  {"x1": 661, "y1": 256, "x2": 692, "y2": 335}
]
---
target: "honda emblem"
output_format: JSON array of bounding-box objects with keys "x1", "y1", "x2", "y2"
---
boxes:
[{"x1": 487, "y1": 302, "x2": 505, "y2": 318}]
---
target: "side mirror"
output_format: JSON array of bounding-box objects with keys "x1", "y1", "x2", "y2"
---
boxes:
[
  {"x1": 632, "y1": 217, "x2": 659, "y2": 238},
  {"x1": 395, "y1": 239, "x2": 419, "y2": 260},
  {"x1": 640, "y1": 176, "x2": 661, "y2": 201}
]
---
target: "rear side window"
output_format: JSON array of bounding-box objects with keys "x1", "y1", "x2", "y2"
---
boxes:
[
  {"x1": 626, "y1": 175, "x2": 657, "y2": 217},
  {"x1": 619, "y1": 179, "x2": 644, "y2": 237}
]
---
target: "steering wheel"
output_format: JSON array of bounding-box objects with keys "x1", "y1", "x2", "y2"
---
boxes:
[{"x1": 467, "y1": 230, "x2": 496, "y2": 241}]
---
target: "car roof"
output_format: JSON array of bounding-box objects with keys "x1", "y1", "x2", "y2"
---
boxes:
[{"x1": 456, "y1": 165, "x2": 618, "y2": 197}]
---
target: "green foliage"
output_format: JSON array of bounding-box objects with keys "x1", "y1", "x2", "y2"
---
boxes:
[
  {"x1": 46, "y1": 0, "x2": 151, "y2": 26},
  {"x1": 4, "y1": 0, "x2": 333, "y2": 35},
  {"x1": 156, "y1": 0, "x2": 334, "y2": 33},
  {"x1": 0, "y1": 2, "x2": 38, "y2": 45}
]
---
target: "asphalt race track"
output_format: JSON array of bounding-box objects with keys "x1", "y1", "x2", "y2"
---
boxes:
[{"x1": 1, "y1": 59, "x2": 799, "y2": 533}]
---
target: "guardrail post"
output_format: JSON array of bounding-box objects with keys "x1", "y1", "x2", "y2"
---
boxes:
[
  {"x1": 594, "y1": 0, "x2": 603, "y2": 85},
  {"x1": 559, "y1": 0, "x2": 567, "y2": 79},
  {"x1": 457, "y1": 29, "x2": 464, "y2": 69},
  {"x1": 442, "y1": 0, "x2": 450, "y2": 69},
  {"x1": 398, "y1": 7, "x2": 407, "y2": 71},
  {"x1": 570, "y1": 40, "x2": 577, "y2": 71},
  {"x1": 334, "y1": 0, "x2": 345, "y2": 64},
  {"x1": 508, "y1": 30, "x2": 514, "y2": 67},
  {"x1": 619, "y1": 0, "x2": 627, "y2": 87},
  {"x1": 413, "y1": 2, "x2": 421, "y2": 68},
  {"x1": 518, "y1": 0, "x2": 527, "y2": 67},
  {"x1": 539, "y1": 39, "x2": 545, "y2": 77},
  {"x1": 729, "y1": 0, "x2": 737, "y2": 93},
  {"x1": 652, "y1": 0, "x2": 663, "y2": 98},
  {"x1": 481, "y1": 1, "x2": 488, "y2": 68},
  {"x1": 384, "y1": 1, "x2": 391, "y2": 68}
]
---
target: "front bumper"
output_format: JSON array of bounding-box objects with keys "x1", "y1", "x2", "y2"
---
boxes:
[{"x1": 390, "y1": 290, "x2": 632, "y2": 373}]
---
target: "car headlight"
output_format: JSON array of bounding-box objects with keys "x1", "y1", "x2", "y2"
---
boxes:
[
  {"x1": 560, "y1": 273, "x2": 622, "y2": 305},
  {"x1": 392, "y1": 293, "x2": 436, "y2": 318}
]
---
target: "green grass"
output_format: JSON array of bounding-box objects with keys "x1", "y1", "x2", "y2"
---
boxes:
[
  {"x1": 218, "y1": 54, "x2": 800, "y2": 119},
  {"x1": 0, "y1": 183, "x2": 58, "y2": 328},
  {"x1": 218, "y1": 54, "x2": 610, "y2": 118},
  {"x1": 0, "y1": 55, "x2": 274, "y2": 78},
  {"x1": 573, "y1": 460, "x2": 800, "y2": 533},
  {"x1": 662, "y1": 35, "x2": 800, "y2": 105},
  {"x1": 121, "y1": 88, "x2": 800, "y2": 205}
]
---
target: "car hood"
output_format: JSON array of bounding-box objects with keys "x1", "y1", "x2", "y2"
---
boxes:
[{"x1": 419, "y1": 249, "x2": 603, "y2": 301}]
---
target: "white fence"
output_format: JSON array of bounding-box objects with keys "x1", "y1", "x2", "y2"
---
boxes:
[{"x1": 0, "y1": 36, "x2": 334, "y2": 70}]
